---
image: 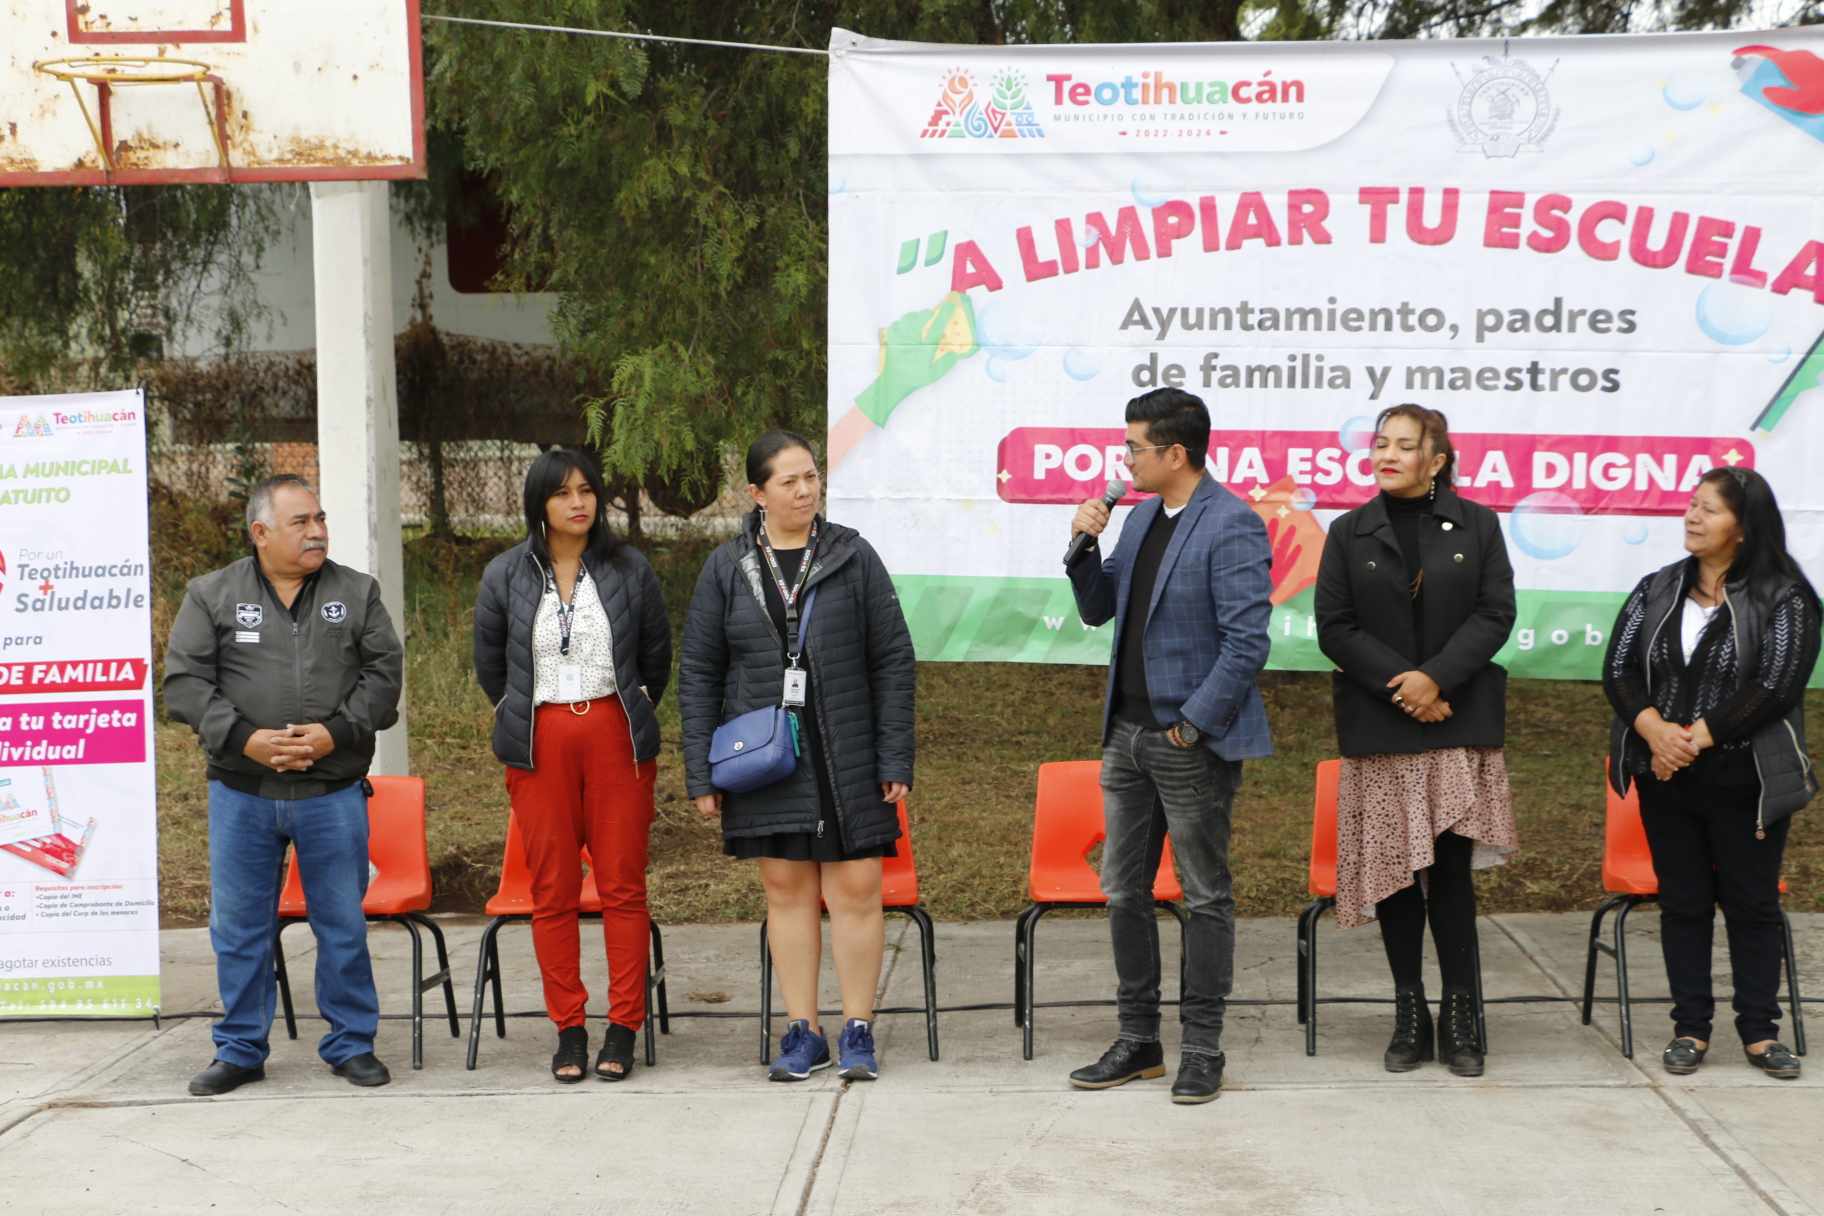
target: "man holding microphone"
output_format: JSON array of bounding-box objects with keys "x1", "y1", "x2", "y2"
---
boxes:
[
  {"x1": 164, "y1": 474, "x2": 403, "y2": 1096},
  {"x1": 1063, "y1": 388, "x2": 1275, "y2": 1105}
]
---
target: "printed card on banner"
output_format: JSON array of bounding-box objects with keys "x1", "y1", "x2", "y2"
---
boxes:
[
  {"x1": 0, "y1": 391, "x2": 159, "y2": 1018},
  {"x1": 825, "y1": 28, "x2": 1824, "y2": 677}
]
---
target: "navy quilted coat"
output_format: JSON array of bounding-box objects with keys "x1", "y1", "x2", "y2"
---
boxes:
[
  {"x1": 679, "y1": 514, "x2": 915, "y2": 849},
  {"x1": 473, "y1": 540, "x2": 671, "y2": 769}
]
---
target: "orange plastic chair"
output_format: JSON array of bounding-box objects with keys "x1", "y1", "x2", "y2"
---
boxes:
[
  {"x1": 1580, "y1": 760, "x2": 1805, "y2": 1058},
  {"x1": 272, "y1": 776, "x2": 459, "y2": 1070},
  {"x1": 1295, "y1": 759, "x2": 1486, "y2": 1058},
  {"x1": 1013, "y1": 761, "x2": 1187, "y2": 1060},
  {"x1": 756, "y1": 801, "x2": 939, "y2": 1064},
  {"x1": 465, "y1": 814, "x2": 670, "y2": 1070}
]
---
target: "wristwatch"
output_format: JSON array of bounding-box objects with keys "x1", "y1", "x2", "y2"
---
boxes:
[{"x1": 1172, "y1": 721, "x2": 1201, "y2": 746}]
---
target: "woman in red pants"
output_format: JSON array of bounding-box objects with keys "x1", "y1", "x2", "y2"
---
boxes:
[{"x1": 474, "y1": 448, "x2": 672, "y2": 1082}]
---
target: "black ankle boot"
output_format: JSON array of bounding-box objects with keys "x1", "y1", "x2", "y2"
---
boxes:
[
  {"x1": 1383, "y1": 984, "x2": 1434, "y2": 1072},
  {"x1": 1438, "y1": 987, "x2": 1484, "y2": 1077}
]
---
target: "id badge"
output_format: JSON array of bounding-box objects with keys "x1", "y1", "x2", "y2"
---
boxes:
[
  {"x1": 557, "y1": 663, "x2": 585, "y2": 703},
  {"x1": 781, "y1": 667, "x2": 808, "y2": 708}
]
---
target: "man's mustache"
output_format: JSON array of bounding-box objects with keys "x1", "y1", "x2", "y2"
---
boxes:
[{"x1": 301, "y1": 540, "x2": 327, "y2": 551}]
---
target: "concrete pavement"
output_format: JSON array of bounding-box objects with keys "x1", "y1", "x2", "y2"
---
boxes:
[{"x1": 1, "y1": 910, "x2": 1820, "y2": 1215}]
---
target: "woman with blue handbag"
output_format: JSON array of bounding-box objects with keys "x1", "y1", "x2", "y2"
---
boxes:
[{"x1": 680, "y1": 430, "x2": 916, "y2": 1082}]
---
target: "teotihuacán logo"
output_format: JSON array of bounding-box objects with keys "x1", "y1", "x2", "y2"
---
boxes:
[
  {"x1": 11, "y1": 416, "x2": 53, "y2": 439},
  {"x1": 921, "y1": 68, "x2": 1045, "y2": 140}
]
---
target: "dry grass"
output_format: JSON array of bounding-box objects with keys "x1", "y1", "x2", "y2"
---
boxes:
[{"x1": 151, "y1": 531, "x2": 1824, "y2": 925}]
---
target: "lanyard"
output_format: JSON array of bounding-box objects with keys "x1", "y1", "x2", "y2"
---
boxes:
[
  {"x1": 545, "y1": 564, "x2": 588, "y2": 657},
  {"x1": 757, "y1": 517, "x2": 818, "y2": 629}
]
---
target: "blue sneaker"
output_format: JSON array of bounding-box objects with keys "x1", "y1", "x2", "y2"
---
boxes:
[
  {"x1": 837, "y1": 1018, "x2": 879, "y2": 1080},
  {"x1": 768, "y1": 1019, "x2": 831, "y2": 1082}
]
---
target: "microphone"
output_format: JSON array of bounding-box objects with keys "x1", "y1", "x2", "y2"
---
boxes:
[{"x1": 1063, "y1": 477, "x2": 1129, "y2": 567}]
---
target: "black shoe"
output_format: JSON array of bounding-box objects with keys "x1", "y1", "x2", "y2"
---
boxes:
[
  {"x1": 331, "y1": 1052, "x2": 392, "y2": 1088},
  {"x1": 1170, "y1": 1052, "x2": 1224, "y2": 1104},
  {"x1": 1437, "y1": 988, "x2": 1484, "y2": 1078},
  {"x1": 187, "y1": 1059, "x2": 265, "y2": 1097},
  {"x1": 1662, "y1": 1037, "x2": 1708, "y2": 1075},
  {"x1": 1068, "y1": 1038, "x2": 1165, "y2": 1090},
  {"x1": 1384, "y1": 984, "x2": 1435, "y2": 1073},
  {"x1": 1745, "y1": 1041, "x2": 1801, "y2": 1080}
]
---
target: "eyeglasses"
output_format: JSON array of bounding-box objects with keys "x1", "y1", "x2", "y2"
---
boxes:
[{"x1": 1123, "y1": 441, "x2": 1179, "y2": 458}]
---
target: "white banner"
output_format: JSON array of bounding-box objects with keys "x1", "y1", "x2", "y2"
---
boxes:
[
  {"x1": 0, "y1": 391, "x2": 159, "y2": 1017},
  {"x1": 826, "y1": 28, "x2": 1824, "y2": 677}
]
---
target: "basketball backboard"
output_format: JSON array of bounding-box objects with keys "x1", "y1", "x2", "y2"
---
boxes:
[{"x1": 0, "y1": 1, "x2": 425, "y2": 185}]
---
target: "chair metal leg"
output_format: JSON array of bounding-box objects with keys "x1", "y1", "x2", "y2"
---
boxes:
[
  {"x1": 649, "y1": 921, "x2": 671, "y2": 1035},
  {"x1": 1295, "y1": 901, "x2": 1322, "y2": 1028},
  {"x1": 1781, "y1": 909, "x2": 1806, "y2": 1056},
  {"x1": 1304, "y1": 900, "x2": 1329, "y2": 1057},
  {"x1": 1012, "y1": 906, "x2": 1037, "y2": 1028},
  {"x1": 393, "y1": 915, "x2": 426, "y2": 1070},
  {"x1": 1021, "y1": 906, "x2": 1048, "y2": 1061},
  {"x1": 1581, "y1": 897, "x2": 1623, "y2": 1026},
  {"x1": 411, "y1": 913, "x2": 460, "y2": 1037},
  {"x1": 488, "y1": 927, "x2": 507, "y2": 1038},
  {"x1": 643, "y1": 974, "x2": 657, "y2": 1069},
  {"x1": 907, "y1": 907, "x2": 939, "y2": 1061},
  {"x1": 759, "y1": 918, "x2": 773, "y2": 1066},
  {"x1": 1613, "y1": 897, "x2": 1640, "y2": 1059},
  {"x1": 273, "y1": 920, "x2": 299, "y2": 1041},
  {"x1": 466, "y1": 916, "x2": 508, "y2": 1071}
]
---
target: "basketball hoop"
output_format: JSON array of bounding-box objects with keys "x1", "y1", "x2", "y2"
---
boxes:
[{"x1": 31, "y1": 55, "x2": 230, "y2": 176}]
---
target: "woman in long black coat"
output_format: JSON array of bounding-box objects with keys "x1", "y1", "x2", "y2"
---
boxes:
[
  {"x1": 679, "y1": 430, "x2": 916, "y2": 1082},
  {"x1": 1315, "y1": 403, "x2": 1518, "y2": 1078}
]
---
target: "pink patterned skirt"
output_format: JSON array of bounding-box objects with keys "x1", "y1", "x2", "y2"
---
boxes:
[{"x1": 1334, "y1": 746, "x2": 1519, "y2": 929}]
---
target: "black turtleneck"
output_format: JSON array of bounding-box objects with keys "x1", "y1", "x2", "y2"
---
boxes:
[{"x1": 1383, "y1": 490, "x2": 1430, "y2": 653}]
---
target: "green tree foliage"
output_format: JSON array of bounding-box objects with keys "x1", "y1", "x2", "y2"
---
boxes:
[{"x1": 0, "y1": 185, "x2": 279, "y2": 388}]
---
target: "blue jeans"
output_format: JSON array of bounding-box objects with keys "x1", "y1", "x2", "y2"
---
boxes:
[
  {"x1": 1100, "y1": 718, "x2": 1239, "y2": 1056},
  {"x1": 207, "y1": 780, "x2": 378, "y2": 1067}
]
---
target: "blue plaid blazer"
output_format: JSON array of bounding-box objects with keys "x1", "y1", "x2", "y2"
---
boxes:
[{"x1": 1067, "y1": 474, "x2": 1274, "y2": 761}]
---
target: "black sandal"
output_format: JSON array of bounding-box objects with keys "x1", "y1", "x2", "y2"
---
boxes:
[
  {"x1": 552, "y1": 1026, "x2": 589, "y2": 1084},
  {"x1": 596, "y1": 1023, "x2": 637, "y2": 1082}
]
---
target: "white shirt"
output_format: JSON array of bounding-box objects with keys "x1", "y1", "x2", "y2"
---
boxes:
[
  {"x1": 1681, "y1": 594, "x2": 1720, "y2": 665},
  {"x1": 532, "y1": 572, "x2": 618, "y2": 705}
]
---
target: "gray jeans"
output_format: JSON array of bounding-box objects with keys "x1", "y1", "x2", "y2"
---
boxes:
[{"x1": 1100, "y1": 716, "x2": 1239, "y2": 1055}]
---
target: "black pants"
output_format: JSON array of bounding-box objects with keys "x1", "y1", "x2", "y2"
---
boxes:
[
  {"x1": 1377, "y1": 830, "x2": 1478, "y2": 992},
  {"x1": 1638, "y1": 776, "x2": 1792, "y2": 1044}
]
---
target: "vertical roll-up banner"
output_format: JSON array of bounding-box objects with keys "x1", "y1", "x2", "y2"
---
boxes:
[
  {"x1": 827, "y1": 28, "x2": 1824, "y2": 678},
  {"x1": 0, "y1": 391, "x2": 159, "y2": 1016}
]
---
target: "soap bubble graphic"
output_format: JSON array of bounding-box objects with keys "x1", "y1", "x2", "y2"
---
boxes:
[
  {"x1": 985, "y1": 355, "x2": 1013, "y2": 383},
  {"x1": 1290, "y1": 487, "x2": 1318, "y2": 512},
  {"x1": 976, "y1": 303, "x2": 1041, "y2": 361},
  {"x1": 1768, "y1": 346, "x2": 1792, "y2": 365},
  {"x1": 1132, "y1": 177, "x2": 1174, "y2": 208},
  {"x1": 1629, "y1": 145, "x2": 1655, "y2": 167},
  {"x1": 1662, "y1": 77, "x2": 1707, "y2": 111},
  {"x1": 1079, "y1": 224, "x2": 1102, "y2": 249},
  {"x1": 1623, "y1": 521, "x2": 1651, "y2": 546},
  {"x1": 1695, "y1": 281, "x2": 1771, "y2": 347},
  {"x1": 1062, "y1": 349, "x2": 1102, "y2": 381},
  {"x1": 1339, "y1": 415, "x2": 1377, "y2": 453},
  {"x1": 828, "y1": 177, "x2": 846, "y2": 196},
  {"x1": 1510, "y1": 491, "x2": 1584, "y2": 561}
]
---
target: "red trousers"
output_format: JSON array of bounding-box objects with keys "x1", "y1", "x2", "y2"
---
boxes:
[{"x1": 505, "y1": 697, "x2": 656, "y2": 1030}]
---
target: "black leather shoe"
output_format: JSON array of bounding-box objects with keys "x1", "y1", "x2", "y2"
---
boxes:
[
  {"x1": 1068, "y1": 1038, "x2": 1165, "y2": 1090},
  {"x1": 1170, "y1": 1052, "x2": 1224, "y2": 1104},
  {"x1": 1437, "y1": 988, "x2": 1484, "y2": 1078},
  {"x1": 331, "y1": 1052, "x2": 392, "y2": 1088},
  {"x1": 1384, "y1": 984, "x2": 1435, "y2": 1073},
  {"x1": 1745, "y1": 1042, "x2": 1801, "y2": 1080},
  {"x1": 188, "y1": 1059, "x2": 265, "y2": 1096},
  {"x1": 1662, "y1": 1037, "x2": 1708, "y2": 1075}
]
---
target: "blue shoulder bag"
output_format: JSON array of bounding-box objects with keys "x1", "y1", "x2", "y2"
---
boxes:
[{"x1": 708, "y1": 588, "x2": 817, "y2": 795}]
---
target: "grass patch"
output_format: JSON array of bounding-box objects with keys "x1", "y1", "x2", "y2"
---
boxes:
[{"x1": 151, "y1": 530, "x2": 1824, "y2": 925}]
